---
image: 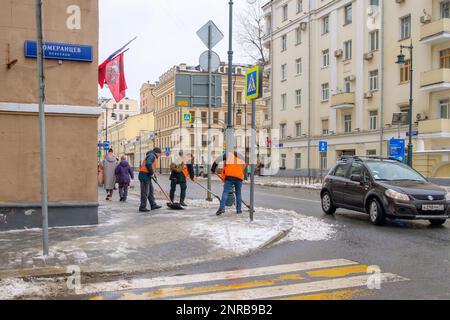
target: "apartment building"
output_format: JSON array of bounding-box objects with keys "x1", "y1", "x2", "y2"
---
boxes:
[
  {"x1": 99, "y1": 97, "x2": 140, "y2": 130},
  {"x1": 263, "y1": 0, "x2": 450, "y2": 178},
  {"x1": 152, "y1": 63, "x2": 269, "y2": 170},
  {"x1": 140, "y1": 82, "x2": 156, "y2": 114}
]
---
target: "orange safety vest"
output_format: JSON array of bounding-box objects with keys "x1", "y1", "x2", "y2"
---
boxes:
[
  {"x1": 221, "y1": 153, "x2": 247, "y2": 181},
  {"x1": 182, "y1": 162, "x2": 189, "y2": 178},
  {"x1": 140, "y1": 156, "x2": 157, "y2": 174}
]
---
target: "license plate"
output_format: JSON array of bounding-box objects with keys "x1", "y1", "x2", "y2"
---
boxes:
[{"x1": 422, "y1": 204, "x2": 444, "y2": 211}]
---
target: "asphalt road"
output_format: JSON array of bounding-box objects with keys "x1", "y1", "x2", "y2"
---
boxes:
[{"x1": 75, "y1": 179, "x2": 450, "y2": 300}]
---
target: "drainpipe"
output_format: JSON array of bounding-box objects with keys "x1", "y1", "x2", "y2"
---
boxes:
[
  {"x1": 380, "y1": 0, "x2": 385, "y2": 157},
  {"x1": 307, "y1": 0, "x2": 312, "y2": 177}
]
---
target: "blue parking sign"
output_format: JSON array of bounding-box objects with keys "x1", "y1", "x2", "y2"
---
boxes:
[
  {"x1": 103, "y1": 141, "x2": 110, "y2": 151},
  {"x1": 319, "y1": 141, "x2": 328, "y2": 153}
]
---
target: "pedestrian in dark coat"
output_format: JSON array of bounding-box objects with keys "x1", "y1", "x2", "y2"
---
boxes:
[
  {"x1": 115, "y1": 156, "x2": 134, "y2": 202},
  {"x1": 169, "y1": 152, "x2": 195, "y2": 207}
]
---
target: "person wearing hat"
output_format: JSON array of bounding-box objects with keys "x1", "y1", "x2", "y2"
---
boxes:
[
  {"x1": 169, "y1": 152, "x2": 195, "y2": 207},
  {"x1": 138, "y1": 147, "x2": 162, "y2": 212}
]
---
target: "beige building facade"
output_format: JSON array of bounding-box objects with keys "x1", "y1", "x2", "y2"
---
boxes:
[
  {"x1": 263, "y1": 0, "x2": 450, "y2": 178},
  {"x1": 0, "y1": 0, "x2": 100, "y2": 230},
  {"x1": 152, "y1": 63, "x2": 269, "y2": 171},
  {"x1": 140, "y1": 82, "x2": 156, "y2": 114},
  {"x1": 100, "y1": 112, "x2": 155, "y2": 170}
]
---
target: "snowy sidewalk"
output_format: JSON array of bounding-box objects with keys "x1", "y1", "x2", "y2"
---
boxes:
[{"x1": 0, "y1": 189, "x2": 336, "y2": 298}]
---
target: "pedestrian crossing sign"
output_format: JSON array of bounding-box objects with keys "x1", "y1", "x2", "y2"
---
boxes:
[
  {"x1": 245, "y1": 65, "x2": 262, "y2": 101},
  {"x1": 182, "y1": 111, "x2": 192, "y2": 124}
]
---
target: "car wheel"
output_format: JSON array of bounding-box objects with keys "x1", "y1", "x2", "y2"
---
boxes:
[
  {"x1": 321, "y1": 192, "x2": 336, "y2": 215},
  {"x1": 429, "y1": 219, "x2": 446, "y2": 227},
  {"x1": 368, "y1": 198, "x2": 386, "y2": 226}
]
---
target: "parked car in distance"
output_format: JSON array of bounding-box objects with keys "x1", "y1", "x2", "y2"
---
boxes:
[{"x1": 321, "y1": 156, "x2": 450, "y2": 226}]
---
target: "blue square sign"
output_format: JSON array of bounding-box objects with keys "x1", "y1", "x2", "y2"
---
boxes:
[{"x1": 319, "y1": 141, "x2": 328, "y2": 153}]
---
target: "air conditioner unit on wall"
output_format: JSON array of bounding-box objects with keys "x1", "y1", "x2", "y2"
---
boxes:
[
  {"x1": 345, "y1": 75, "x2": 356, "y2": 82},
  {"x1": 364, "y1": 92, "x2": 373, "y2": 99},
  {"x1": 364, "y1": 52, "x2": 374, "y2": 61},
  {"x1": 420, "y1": 14, "x2": 431, "y2": 24},
  {"x1": 300, "y1": 22, "x2": 307, "y2": 31},
  {"x1": 334, "y1": 49, "x2": 343, "y2": 58},
  {"x1": 395, "y1": 0, "x2": 405, "y2": 4},
  {"x1": 416, "y1": 112, "x2": 428, "y2": 121}
]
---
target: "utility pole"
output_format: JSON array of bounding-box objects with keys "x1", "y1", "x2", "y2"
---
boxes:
[
  {"x1": 206, "y1": 25, "x2": 213, "y2": 201},
  {"x1": 35, "y1": 0, "x2": 49, "y2": 256},
  {"x1": 226, "y1": 0, "x2": 235, "y2": 155}
]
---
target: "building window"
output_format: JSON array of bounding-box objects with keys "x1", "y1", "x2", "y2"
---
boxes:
[
  {"x1": 322, "y1": 119, "x2": 329, "y2": 135},
  {"x1": 119, "y1": 104, "x2": 123, "y2": 110},
  {"x1": 400, "y1": 15, "x2": 411, "y2": 40},
  {"x1": 236, "y1": 113, "x2": 242, "y2": 126},
  {"x1": 201, "y1": 111, "x2": 207, "y2": 124},
  {"x1": 125, "y1": 104, "x2": 129, "y2": 110},
  {"x1": 295, "y1": 153, "x2": 302, "y2": 169},
  {"x1": 344, "y1": 4, "x2": 352, "y2": 25},
  {"x1": 280, "y1": 124, "x2": 287, "y2": 139},
  {"x1": 282, "y1": 4, "x2": 288, "y2": 21},
  {"x1": 280, "y1": 154, "x2": 287, "y2": 169},
  {"x1": 237, "y1": 91, "x2": 243, "y2": 104},
  {"x1": 281, "y1": 64, "x2": 287, "y2": 81},
  {"x1": 322, "y1": 16, "x2": 329, "y2": 34},
  {"x1": 400, "y1": 59, "x2": 411, "y2": 83},
  {"x1": 119, "y1": 114, "x2": 123, "y2": 121},
  {"x1": 441, "y1": 1, "x2": 450, "y2": 19},
  {"x1": 369, "y1": 30, "x2": 379, "y2": 51},
  {"x1": 281, "y1": 94, "x2": 287, "y2": 110},
  {"x1": 345, "y1": 79, "x2": 352, "y2": 93},
  {"x1": 295, "y1": 27, "x2": 302, "y2": 45},
  {"x1": 440, "y1": 49, "x2": 450, "y2": 68},
  {"x1": 370, "y1": 0, "x2": 379, "y2": 6},
  {"x1": 369, "y1": 70, "x2": 379, "y2": 91},
  {"x1": 344, "y1": 40, "x2": 352, "y2": 60},
  {"x1": 369, "y1": 110, "x2": 378, "y2": 131},
  {"x1": 213, "y1": 112, "x2": 219, "y2": 124},
  {"x1": 295, "y1": 122, "x2": 302, "y2": 137},
  {"x1": 322, "y1": 83, "x2": 329, "y2": 101},
  {"x1": 322, "y1": 49, "x2": 330, "y2": 67},
  {"x1": 297, "y1": 0, "x2": 303, "y2": 14},
  {"x1": 344, "y1": 114, "x2": 352, "y2": 133},
  {"x1": 281, "y1": 34, "x2": 287, "y2": 51},
  {"x1": 367, "y1": 149, "x2": 377, "y2": 156},
  {"x1": 440, "y1": 99, "x2": 450, "y2": 119},
  {"x1": 295, "y1": 89, "x2": 302, "y2": 107},
  {"x1": 295, "y1": 58, "x2": 302, "y2": 75}
]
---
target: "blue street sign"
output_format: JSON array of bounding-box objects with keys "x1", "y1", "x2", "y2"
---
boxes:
[
  {"x1": 389, "y1": 139, "x2": 405, "y2": 162},
  {"x1": 24, "y1": 40, "x2": 93, "y2": 62},
  {"x1": 103, "y1": 141, "x2": 110, "y2": 151},
  {"x1": 165, "y1": 147, "x2": 171, "y2": 156},
  {"x1": 319, "y1": 141, "x2": 328, "y2": 153},
  {"x1": 406, "y1": 131, "x2": 419, "y2": 137}
]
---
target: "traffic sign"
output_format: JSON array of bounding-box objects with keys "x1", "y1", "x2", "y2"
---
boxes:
[
  {"x1": 182, "y1": 111, "x2": 192, "y2": 124},
  {"x1": 319, "y1": 141, "x2": 328, "y2": 153},
  {"x1": 165, "y1": 147, "x2": 171, "y2": 157},
  {"x1": 103, "y1": 141, "x2": 110, "y2": 151},
  {"x1": 199, "y1": 50, "x2": 221, "y2": 72},
  {"x1": 389, "y1": 139, "x2": 405, "y2": 162},
  {"x1": 245, "y1": 65, "x2": 262, "y2": 101},
  {"x1": 406, "y1": 131, "x2": 419, "y2": 137},
  {"x1": 197, "y1": 20, "x2": 224, "y2": 49}
]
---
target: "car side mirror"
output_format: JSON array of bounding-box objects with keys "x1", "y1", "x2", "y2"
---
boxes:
[{"x1": 350, "y1": 174, "x2": 362, "y2": 183}]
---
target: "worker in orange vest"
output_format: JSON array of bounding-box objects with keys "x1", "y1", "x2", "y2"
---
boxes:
[
  {"x1": 169, "y1": 152, "x2": 195, "y2": 207},
  {"x1": 138, "y1": 147, "x2": 162, "y2": 212},
  {"x1": 212, "y1": 151, "x2": 247, "y2": 216}
]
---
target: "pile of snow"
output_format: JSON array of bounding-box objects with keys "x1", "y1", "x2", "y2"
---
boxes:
[
  {"x1": 251, "y1": 180, "x2": 322, "y2": 190},
  {"x1": 0, "y1": 278, "x2": 53, "y2": 300}
]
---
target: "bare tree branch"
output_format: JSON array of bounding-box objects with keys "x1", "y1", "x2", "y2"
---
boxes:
[{"x1": 236, "y1": 0, "x2": 268, "y2": 65}]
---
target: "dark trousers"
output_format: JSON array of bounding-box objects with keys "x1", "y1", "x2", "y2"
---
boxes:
[
  {"x1": 119, "y1": 183, "x2": 129, "y2": 201},
  {"x1": 140, "y1": 180, "x2": 157, "y2": 210},
  {"x1": 220, "y1": 180, "x2": 243, "y2": 212},
  {"x1": 170, "y1": 180, "x2": 187, "y2": 203}
]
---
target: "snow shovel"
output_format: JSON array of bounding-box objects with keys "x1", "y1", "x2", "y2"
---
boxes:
[
  {"x1": 215, "y1": 173, "x2": 252, "y2": 210},
  {"x1": 192, "y1": 180, "x2": 222, "y2": 201},
  {"x1": 152, "y1": 177, "x2": 184, "y2": 210}
]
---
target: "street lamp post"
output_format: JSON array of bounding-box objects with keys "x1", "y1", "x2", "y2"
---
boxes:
[
  {"x1": 396, "y1": 42, "x2": 414, "y2": 167},
  {"x1": 226, "y1": 0, "x2": 235, "y2": 154}
]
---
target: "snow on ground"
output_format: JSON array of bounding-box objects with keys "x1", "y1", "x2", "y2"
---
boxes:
[
  {"x1": 0, "y1": 278, "x2": 60, "y2": 300},
  {"x1": 249, "y1": 180, "x2": 323, "y2": 190}
]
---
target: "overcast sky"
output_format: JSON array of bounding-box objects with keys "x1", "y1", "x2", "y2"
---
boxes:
[{"x1": 99, "y1": 0, "x2": 250, "y2": 101}]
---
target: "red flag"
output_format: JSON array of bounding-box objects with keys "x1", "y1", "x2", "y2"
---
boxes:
[{"x1": 98, "y1": 53, "x2": 128, "y2": 102}]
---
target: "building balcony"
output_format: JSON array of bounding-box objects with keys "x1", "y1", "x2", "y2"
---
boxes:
[
  {"x1": 420, "y1": 18, "x2": 450, "y2": 45},
  {"x1": 330, "y1": 92, "x2": 355, "y2": 109},
  {"x1": 419, "y1": 118, "x2": 450, "y2": 135},
  {"x1": 420, "y1": 68, "x2": 450, "y2": 92},
  {"x1": 262, "y1": 33, "x2": 271, "y2": 49}
]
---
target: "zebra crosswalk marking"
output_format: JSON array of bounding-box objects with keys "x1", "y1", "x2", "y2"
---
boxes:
[{"x1": 80, "y1": 259, "x2": 357, "y2": 295}]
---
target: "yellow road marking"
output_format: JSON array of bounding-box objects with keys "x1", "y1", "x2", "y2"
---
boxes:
[
  {"x1": 307, "y1": 265, "x2": 370, "y2": 278},
  {"x1": 117, "y1": 273, "x2": 304, "y2": 300},
  {"x1": 278, "y1": 289, "x2": 367, "y2": 300},
  {"x1": 89, "y1": 295, "x2": 105, "y2": 301}
]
